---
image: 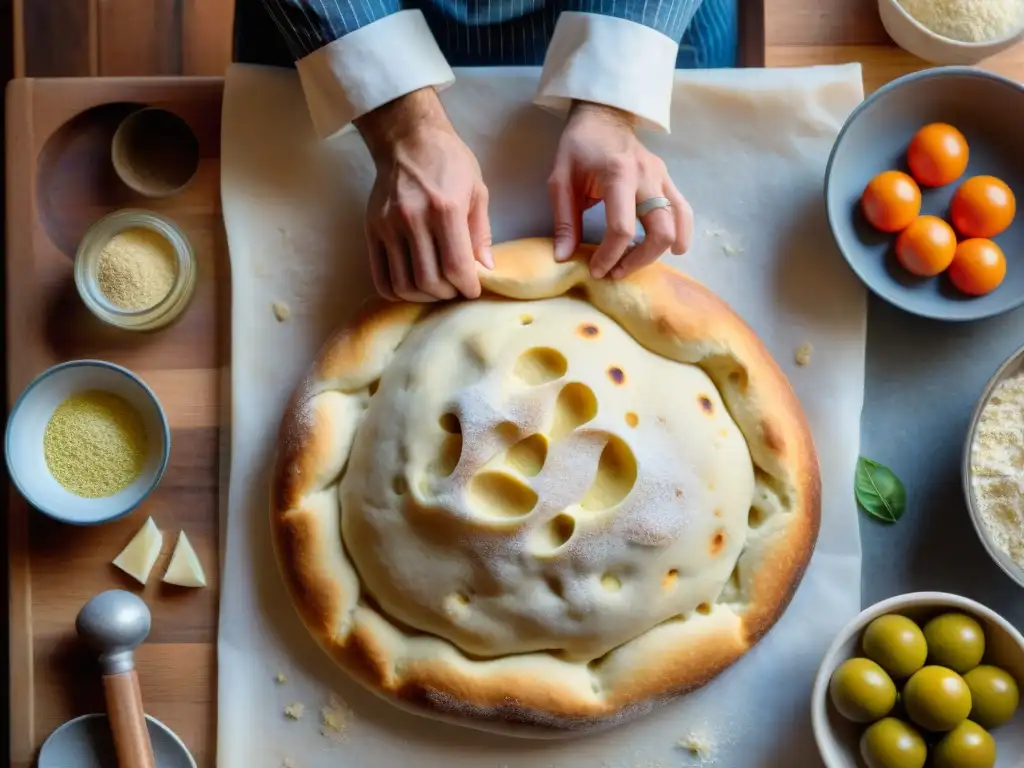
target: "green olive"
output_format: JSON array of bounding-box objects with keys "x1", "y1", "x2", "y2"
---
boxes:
[
  {"x1": 863, "y1": 614, "x2": 928, "y2": 679},
  {"x1": 924, "y1": 613, "x2": 986, "y2": 674},
  {"x1": 859, "y1": 718, "x2": 927, "y2": 768},
  {"x1": 830, "y1": 657, "x2": 897, "y2": 723},
  {"x1": 964, "y1": 664, "x2": 1020, "y2": 728},
  {"x1": 903, "y1": 665, "x2": 972, "y2": 732},
  {"x1": 932, "y1": 720, "x2": 996, "y2": 768}
]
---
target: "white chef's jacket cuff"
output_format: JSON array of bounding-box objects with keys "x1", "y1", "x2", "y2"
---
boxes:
[
  {"x1": 295, "y1": 10, "x2": 455, "y2": 140},
  {"x1": 534, "y1": 11, "x2": 678, "y2": 133}
]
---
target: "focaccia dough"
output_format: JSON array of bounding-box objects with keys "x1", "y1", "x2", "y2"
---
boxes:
[{"x1": 271, "y1": 238, "x2": 820, "y2": 737}]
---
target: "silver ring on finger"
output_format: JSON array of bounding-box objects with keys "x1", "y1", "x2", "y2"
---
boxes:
[{"x1": 636, "y1": 196, "x2": 672, "y2": 219}]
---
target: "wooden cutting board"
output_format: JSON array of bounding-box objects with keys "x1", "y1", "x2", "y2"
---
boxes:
[{"x1": 5, "y1": 77, "x2": 227, "y2": 768}]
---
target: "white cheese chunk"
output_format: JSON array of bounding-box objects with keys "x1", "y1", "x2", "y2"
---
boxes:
[
  {"x1": 162, "y1": 530, "x2": 207, "y2": 588},
  {"x1": 112, "y1": 517, "x2": 164, "y2": 585}
]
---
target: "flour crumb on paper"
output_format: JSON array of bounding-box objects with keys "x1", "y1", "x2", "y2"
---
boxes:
[
  {"x1": 283, "y1": 702, "x2": 305, "y2": 720},
  {"x1": 281, "y1": 759, "x2": 297, "y2": 768},
  {"x1": 275, "y1": 671, "x2": 288, "y2": 684},
  {"x1": 795, "y1": 342, "x2": 813, "y2": 367},
  {"x1": 272, "y1": 301, "x2": 292, "y2": 322},
  {"x1": 320, "y1": 694, "x2": 351, "y2": 741},
  {"x1": 701, "y1": 222, "x2": 743, "y2": 256},
  {"x1": 679, "y1": 731, "x2": 716, "y2": 762}
]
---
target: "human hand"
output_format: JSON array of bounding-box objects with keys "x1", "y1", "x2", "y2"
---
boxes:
[
  {"x1": 356, "y1": 88, "x2": 493, "y2": 302},
  {"x1": 548, "y1": 101, "x2": 694, "y2": 280}
]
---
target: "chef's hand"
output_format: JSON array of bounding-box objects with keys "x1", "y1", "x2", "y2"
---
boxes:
[
  {"x1": 548, "y1": 101, "x2": 694, "y2": 280},
  {"x1": 356, "y1": 88, "x2": 493, "y2": 302}
]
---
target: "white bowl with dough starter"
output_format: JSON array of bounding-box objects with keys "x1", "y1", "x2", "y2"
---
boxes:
[
  {"x1": 4, "y1": 360, "x2": 170, "y2": 525},
  {"x1": 964, "y1": 341, "x2": 1024, "y2": 590},
  {"x1": 74, "y1": 209, "x2": 197, "y2": 331}
]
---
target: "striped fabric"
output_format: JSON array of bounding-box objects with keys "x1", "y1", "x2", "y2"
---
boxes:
[{"x1": 249, "y1": 0, "x2": 738, "y2": 69}]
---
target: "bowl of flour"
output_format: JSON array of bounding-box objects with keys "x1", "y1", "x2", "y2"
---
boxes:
[
  {"x1": 966, "y1": 343, "x2": 1024, "y2": 588},
  {"x1": 879, "y1": 0, "x2": 1024, "y2": 66}
]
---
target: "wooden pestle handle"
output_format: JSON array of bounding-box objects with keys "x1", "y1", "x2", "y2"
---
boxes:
[{"x1": 103, "y1": 670, "x2": 157, "y2": 768}]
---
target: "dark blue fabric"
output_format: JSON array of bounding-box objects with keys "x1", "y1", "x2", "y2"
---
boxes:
[{"x1": 235, "y1": 0, "x2": 738, "y2": 69}]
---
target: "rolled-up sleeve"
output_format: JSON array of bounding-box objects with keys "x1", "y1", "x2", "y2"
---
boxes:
[
  {"x1": 259, "y1": 1, "x2": 455, "y2": 139},
  {"x1": 535, "y1": 0, "x2": 703, "y2": 133}
]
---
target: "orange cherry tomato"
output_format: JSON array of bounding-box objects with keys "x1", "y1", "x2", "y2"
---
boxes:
[
  {"x1": 950, "y1": 175, "x2": 1016, "y2": 238},
  {"x1": 862, "y1": 170, "x2": 922, "y2": 233},
  {"x1": 895, "y1": 215, "x2": 957, "y2": 277},
  {"x1": 948, "y1": 238, "x2": 1006, "y2": 296},
  {"x1": 907, "y1": 123, "x2": 969, "y2": 187}
]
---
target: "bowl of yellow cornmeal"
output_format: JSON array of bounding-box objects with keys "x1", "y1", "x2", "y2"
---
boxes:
[{"x1": 5, "y1": 360, "x2": 170, "y2": 524}]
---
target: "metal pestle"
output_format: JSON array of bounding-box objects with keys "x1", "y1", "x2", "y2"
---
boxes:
[{"x1": 76, "y1": 590, "x2": 157, "y2": 768}]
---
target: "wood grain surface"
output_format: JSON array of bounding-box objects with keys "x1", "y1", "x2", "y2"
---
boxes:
[
  {"x1": 12, "y1": 0, "x2": 236, "y2": 78},
  {"x1": 7, "y1": 1, "x2": 1024, "y2": 767},
  {"x1": 6, "y1": 78, "x2": 227, "y2": 768},
  {"x1": 11, "y1": 0, "x2": 1024, "y2": 86},
  {"x1": 764, "y1": 0, "x2": 1024, "y2": 89}
]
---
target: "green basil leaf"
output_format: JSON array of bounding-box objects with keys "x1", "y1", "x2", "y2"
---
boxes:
[{"x1": 855, "y1": 457, "x2": 907, "y2": 524}]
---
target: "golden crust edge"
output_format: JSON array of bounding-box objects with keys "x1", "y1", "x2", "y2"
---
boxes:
[{"x1": 269, "y1": 237, "x2": 822, "y2": 732}]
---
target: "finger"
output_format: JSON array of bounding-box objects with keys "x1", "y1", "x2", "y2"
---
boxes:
[
  {"x1": 365, "y1": 220, "x2": 397, "y2": 302},
  {"x1": 590, "y1": 173, "x2": 638, "y2": 279},
  {"x1": 612, "y1": 207, "x2": 674, "y2": 279},
  {"x1": 665, "y1": 177, "x2": 694, "y2": 255},
  {"x1": 381, "y1": 225, "x2": 434, "y2": 303},
  {"x1": 612, "y1": 183, "x2": 676, "y2": 279},
  {"x1": 408, "y1": 224, "x2": 458, "y2": 300},
  {"x1": 548, "y1": 168, "x2": 581, "y2": 263},
  {"x1": 469, "y1": 184, "x2": 494, "y2": 270},
  {"x1": 437, "y1": 204, "x2": 482, "y2": 299}
]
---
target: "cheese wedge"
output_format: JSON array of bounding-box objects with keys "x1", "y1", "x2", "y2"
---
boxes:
[
  {"x1": 162, "y1": 530, "x2": 207, "y2": 588},
  {"x1": 112, "y1": 517, "x2": 163, "y2": 585}
]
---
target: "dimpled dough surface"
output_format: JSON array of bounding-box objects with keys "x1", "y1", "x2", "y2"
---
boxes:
[
  {"x1": 341, "y1": 297, "x2": 754, "y2": 660},
  {"x1": 272, "y1": 238, "x2": 820, "y2": 736}
]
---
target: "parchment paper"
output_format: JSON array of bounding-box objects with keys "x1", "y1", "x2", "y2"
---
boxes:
[{"x1": 218, "y1": 62, "x2": 866, "y2": 767}]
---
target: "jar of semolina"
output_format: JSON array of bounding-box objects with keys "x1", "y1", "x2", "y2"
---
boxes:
[{"x1": 74, "y1": 209, "x2": 197, "y2": 331}]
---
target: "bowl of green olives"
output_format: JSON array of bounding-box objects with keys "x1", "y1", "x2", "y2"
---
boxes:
[{"x1": 812, "y1": 592, "x2": 1024, "y2": 767}]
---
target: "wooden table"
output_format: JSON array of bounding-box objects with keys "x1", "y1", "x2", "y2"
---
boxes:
[
  {"x1": 13, "y1": 0, "x2": 1024, "y2": 85},
  {"x1": 765, "y1": 0, "x2": 1024, "y2": 89},
  {"x1": 8, "y1": 1, "x2": 1024, "y2": 766}
]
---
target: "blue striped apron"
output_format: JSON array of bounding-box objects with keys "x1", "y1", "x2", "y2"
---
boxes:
[{"x1": 234, "y1": 0, "x2": 739, "y2": 71}]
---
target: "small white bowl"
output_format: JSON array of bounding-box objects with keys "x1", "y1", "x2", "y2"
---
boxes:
[
  {"x1": 812, "y1": 592, "x2": 1024, "y2": 767},
  {"x1": 878, "y1": 0, "x2": 1024, "y2": 65},
  {"x1": 5, "y1": 360, "x2": 170, "y2": 525}
]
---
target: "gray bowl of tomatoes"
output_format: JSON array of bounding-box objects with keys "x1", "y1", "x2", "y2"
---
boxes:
[{"x1": 825, "y1": 67, "x2": 1024, "y2": 322}]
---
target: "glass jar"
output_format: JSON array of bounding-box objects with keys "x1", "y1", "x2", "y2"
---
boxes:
[{"x1": 74, "y1": 209, "x2": 198, "y2": 331}]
